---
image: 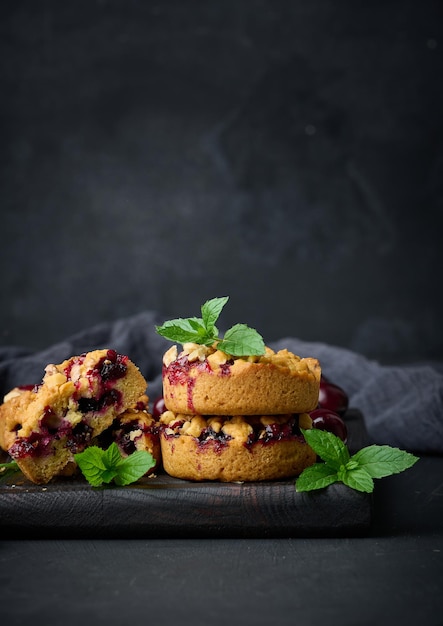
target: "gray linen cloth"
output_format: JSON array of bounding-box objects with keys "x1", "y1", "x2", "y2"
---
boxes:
[{"x1": 1, "y1": 311, "x2": 442, "y2": 454}]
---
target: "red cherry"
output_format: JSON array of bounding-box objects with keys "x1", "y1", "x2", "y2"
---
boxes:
[
  {"x1": 152, "y1": 396, "x2": 166, "y2": 420},
  {"x1": 318, "y1": 377, "x2": 349, "y2": 416},
  {"x1": 309, "y1": 408, "x2": 348, "y2": 443}
]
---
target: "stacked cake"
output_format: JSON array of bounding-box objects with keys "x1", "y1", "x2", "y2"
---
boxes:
[{"x1": 159, "y1": 342, "x2": 321, "y2": 482}]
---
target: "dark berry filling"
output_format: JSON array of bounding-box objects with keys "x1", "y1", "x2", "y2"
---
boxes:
[
  {"x1": 111, "y1": 418, "x2": 157, "y2": 455},
  {"x1": 161, "y1": 415, "x2": 304, "y2": 454},
  {"x1": 9, "y1": 435, "x2": 44, "y2": 459},
  {"x1": 77, "y1": 389, "x2": 122, "y2": 414},
  {"x1": 63, "y1": 350, "x2": 129, "y2": 414},
  {"x1": 251, "y1": 416, "x2": 301, "y2": 444},
  {"x1": 219, "y1": 359, "x2": 234, "y2": 376},
  {"x1": 8, "y1": 351, "x2": 131, "y2": 461},
  {"x1": 117, "y1": 434, "x2": 137, "y2": 455},
  {"x1": 135, "y1": 398, "x2": 149, "y2": 411},
  {"x1": 40, "y1": 405, "x2": 64, "y2": 430},
  {"x1": 8, "y1": 412, "x2": 92, "y2": 459},
  {"x1": 64, "y1": 350, "x2": 128, "y2": 410},
  {"x1": 197, "y1": 426, "x2": 232, "y2": 453},
  {"x1": 114, "y1": 420, "x2": 140, "y2": 455},
  {"x1": 66, "y1": 422, "x2": 93, "y2": 452},
  {"x1": 97, "y1": 349, "x2": 128, "y2": 382},
  {"x1": 161, "y1": 422, "x2": 232, "y2": 454}
]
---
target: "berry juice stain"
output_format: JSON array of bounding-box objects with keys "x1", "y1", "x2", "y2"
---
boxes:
[
  {"x1": 219, "y1": 360, "x2": 234, "y2": 376},
  {"x1": 9, "y1": 418, "x2": 93, "y2": 459},
  {"x1": 164, "y1": 355, "x2": 212, "y2": 412},
  {"x1": 187, "y1": 378, "x2": 196, "y2": 412}
]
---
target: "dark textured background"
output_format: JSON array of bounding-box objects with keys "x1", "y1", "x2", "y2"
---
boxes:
[{"x1": 1, "y1": 0, "x2": 442, "y2": 363}]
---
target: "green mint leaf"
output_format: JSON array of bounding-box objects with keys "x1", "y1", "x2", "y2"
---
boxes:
[
  {"x1": 75, "y1": 444, "x2": 154, "y2": 487},
  {"x1": 295, "y1": 432, "x2": 419, "y2": 494},
  {"x1": 201, "y1": 296, "x2": 229, "y2": 331},
  {"x1": 0, "y1": 460, "x2": 19, "y2": 471},
  {"x1": 296, "y1": 463, "x2": 338, "y2": 492},
  {"x1": 301, "y1": 428, "x2": 350, "y2": 470},
  {"x1": 113, "y1": 450, "x2": 156, "y2": 486},
  {"x1": 100, "y1": 469, "x2": 119, "y2": 484},
  {"x1": 103, "y1": 442, "x2": 123, "y2": 467},
  {"x1": 340, "y1": 466, "x2": 374, "y2": 493},
  {"x1": 187, "y1": 317, "x2": 218, "y2": 345},
  {"x1": 74, "y1": 446, "x2": 108, "y2": 487},
  {"x1": 187, "y1": 317, "x2": 206, "y2": 331},
  {"x1": 155, "y1": 318, "x2": 216, "y2": 346},
  {"x1": 351, "y1": 445, "x2": 419, "y2": 478},
  {"x1": 0, "y1": 460, "x2": 20, "y2": 479},
  {"x1": 217, "y1": 324, "x2": 266, "y2": 357},
  {"x1": 155, "y1": 297, "x2": 266, "y2": 357}
]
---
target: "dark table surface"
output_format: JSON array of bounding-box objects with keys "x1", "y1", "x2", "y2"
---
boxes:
[{"x1": 1, "y1": 453, "x2": 442, "y2": 626}]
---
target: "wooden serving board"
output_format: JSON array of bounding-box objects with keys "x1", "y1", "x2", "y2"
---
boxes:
[{"x1": 0, "y1": 410, "x2": 373, "y2": 538}]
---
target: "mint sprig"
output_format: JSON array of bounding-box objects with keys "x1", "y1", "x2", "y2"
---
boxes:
[
  {"x1": 296, "y1": 428, "x2": 419, "y2": 493},
  {"x1": 155, "y1": 296, "x2": 265, "y2": 357},
  {"x1": 74, "y1": 443, "x2": 155, "y2": 487},
  {"x1": 0, "y1": 460, "x2": 20, "y2": 479}
]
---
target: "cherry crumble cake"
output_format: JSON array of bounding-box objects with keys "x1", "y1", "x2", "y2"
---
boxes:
[{"x1": 0, "y1": 349, "x2": 149, "y2": 484}]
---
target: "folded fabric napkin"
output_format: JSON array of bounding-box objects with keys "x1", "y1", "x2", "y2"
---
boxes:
[{"x1": 1, "y1": 311, "x2": 442, "y2": 454}]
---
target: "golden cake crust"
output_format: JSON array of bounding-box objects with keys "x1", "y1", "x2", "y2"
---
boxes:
[
  {"x1": 162, "y1": 344, "x2": 321, "y2": 416},
  {"x1": 159, "y1": 410, "x2": 316, "y2": 482}
]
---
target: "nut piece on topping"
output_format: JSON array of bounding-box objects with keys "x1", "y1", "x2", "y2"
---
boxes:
[
  {"x1": 206, "y1": 349, "x2": 230, "y2": 368},
  {"x1": 182, "y1": 415, "x2": 207, "y2": 438},
  {"x1": 163, "y1": 345, "x2": 178, "y2": 367},
  {"x1": 163, "y1": 343, "x2": 313, "y2": 375},
  {"x1": 184, "y1": 343, "x2": 211, "y2": 363},
  {"x1": 221, "y1": 416, "x2": 253, "y2": 441}
]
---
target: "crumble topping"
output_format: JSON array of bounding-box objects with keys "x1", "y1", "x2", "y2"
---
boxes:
[
  {"x1": 163, "y1": 342, "x2": 314, "y2": 376},
  {"x1": 160, "y1": 410, "x2": 312, "y2": 444}
]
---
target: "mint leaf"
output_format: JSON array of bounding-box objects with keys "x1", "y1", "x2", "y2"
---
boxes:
[
  {"x1": 295, "y1": 463, "x2": 338, "y2": 492},
  {"x1": 351, "y1": 445, "x2": 418, "y2": 478},
  {"x1": 217, "y1": 324, "x2": 266, "y2": 357},
  {"x1": 75, "y1": 444, "x2": 154, "y2": 487},
  {"x1": 74, "y1": 446, "x2": 108, "y2": 487},
  {"x1": 201, "y1": 296, "x2": 228, "y2": 331},
  {"x1": 113, "y1": 450, "x2": 156, "y2": 486},
  {"x1": 187, "y1": 317, "x2": 206, "y2": 332},
  {"x1": 155, "y1": 296, "x2": 266, "y2": 357},
  {"x1": 0, "y1": 460, "x2": 20, "y2": 480},
  {"x1": 100, "y1": 442, "x2": 122, "y2": 483},
  {"x1": 155, "y1": 318, "x2": 216, "y2": 346},
  {"x1": 296, "y1": 427, "x2": 419, "y2": 494},
  {"x1": 0, "y1": 460, "x2": 19, "y2": 471},
  {"x1": 301, "y1": 428, "x2": 350, "y2": 469},
  {"x1": 340, "y1": 466, "x2": 374, "y2": 493},
  {"x1": 103, "y1": 442, "x2": 123, "y2": 467}
]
